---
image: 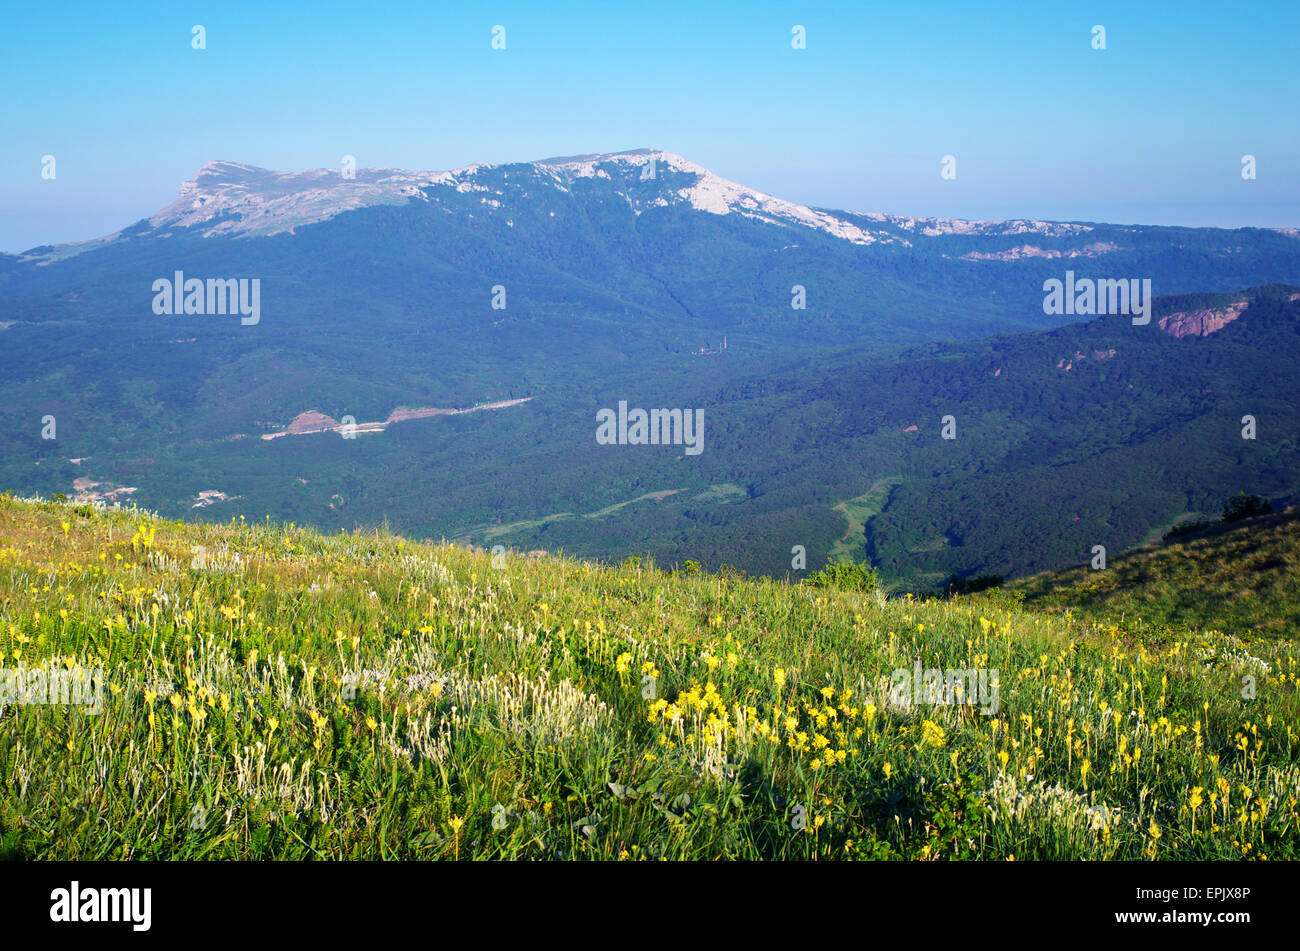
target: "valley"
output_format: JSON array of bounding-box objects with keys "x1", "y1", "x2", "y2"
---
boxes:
[{"x1": 3, "y1": 151, "x2": 1300, "y2": 590}]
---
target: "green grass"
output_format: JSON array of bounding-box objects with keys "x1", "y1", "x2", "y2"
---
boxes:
[
  {"x1": 0, "y1": 495, "x2": 1297, "y2": 860},
  {"x1": 1015, "y1": 507, "x2": 1300, "y2": 640},
  {"x1": 452, "y1": 490, "x2": 690, "y2": 546},
  {"x1": 827, "y1": 476, "x2": 902, "y2": 565}
]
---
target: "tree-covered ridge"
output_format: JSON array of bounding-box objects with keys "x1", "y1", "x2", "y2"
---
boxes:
[
  {"x1": 1015, "y1": 504, "x2": 1300, "y2": 639},
  {"x1": 3, "y1": 151, "x2": 1299, "y2": 590}
]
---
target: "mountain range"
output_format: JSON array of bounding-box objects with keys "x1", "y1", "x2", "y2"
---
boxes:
[{"x1": 3, "y1": 148, "x2": 1299, "y2": 587}]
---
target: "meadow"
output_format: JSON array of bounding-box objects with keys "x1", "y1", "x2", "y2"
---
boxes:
[
  {"x1": 1015, "y1": 506, "x2": 1300, "y2": 640},
  {"x1": 0, "y1": 494, "x2": 1296, "y2": 860}
]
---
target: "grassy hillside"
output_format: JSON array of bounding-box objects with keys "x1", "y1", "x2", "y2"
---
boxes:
[
  {"x1": 1015, "y1": 507, "x2": 1300, "y2": 639},
  {"x1": 0, "y1": 495, "x2": 1296, "y2": 860}
]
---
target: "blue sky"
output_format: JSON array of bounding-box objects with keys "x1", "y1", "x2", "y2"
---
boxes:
[{"x1": 2, "y1": 0, "x2": 1297, "y2": 251}]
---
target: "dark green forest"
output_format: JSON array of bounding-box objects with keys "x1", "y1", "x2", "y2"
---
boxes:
[{"x1": 3, "y1": 155, "x2": 1300, "y2": 588}]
